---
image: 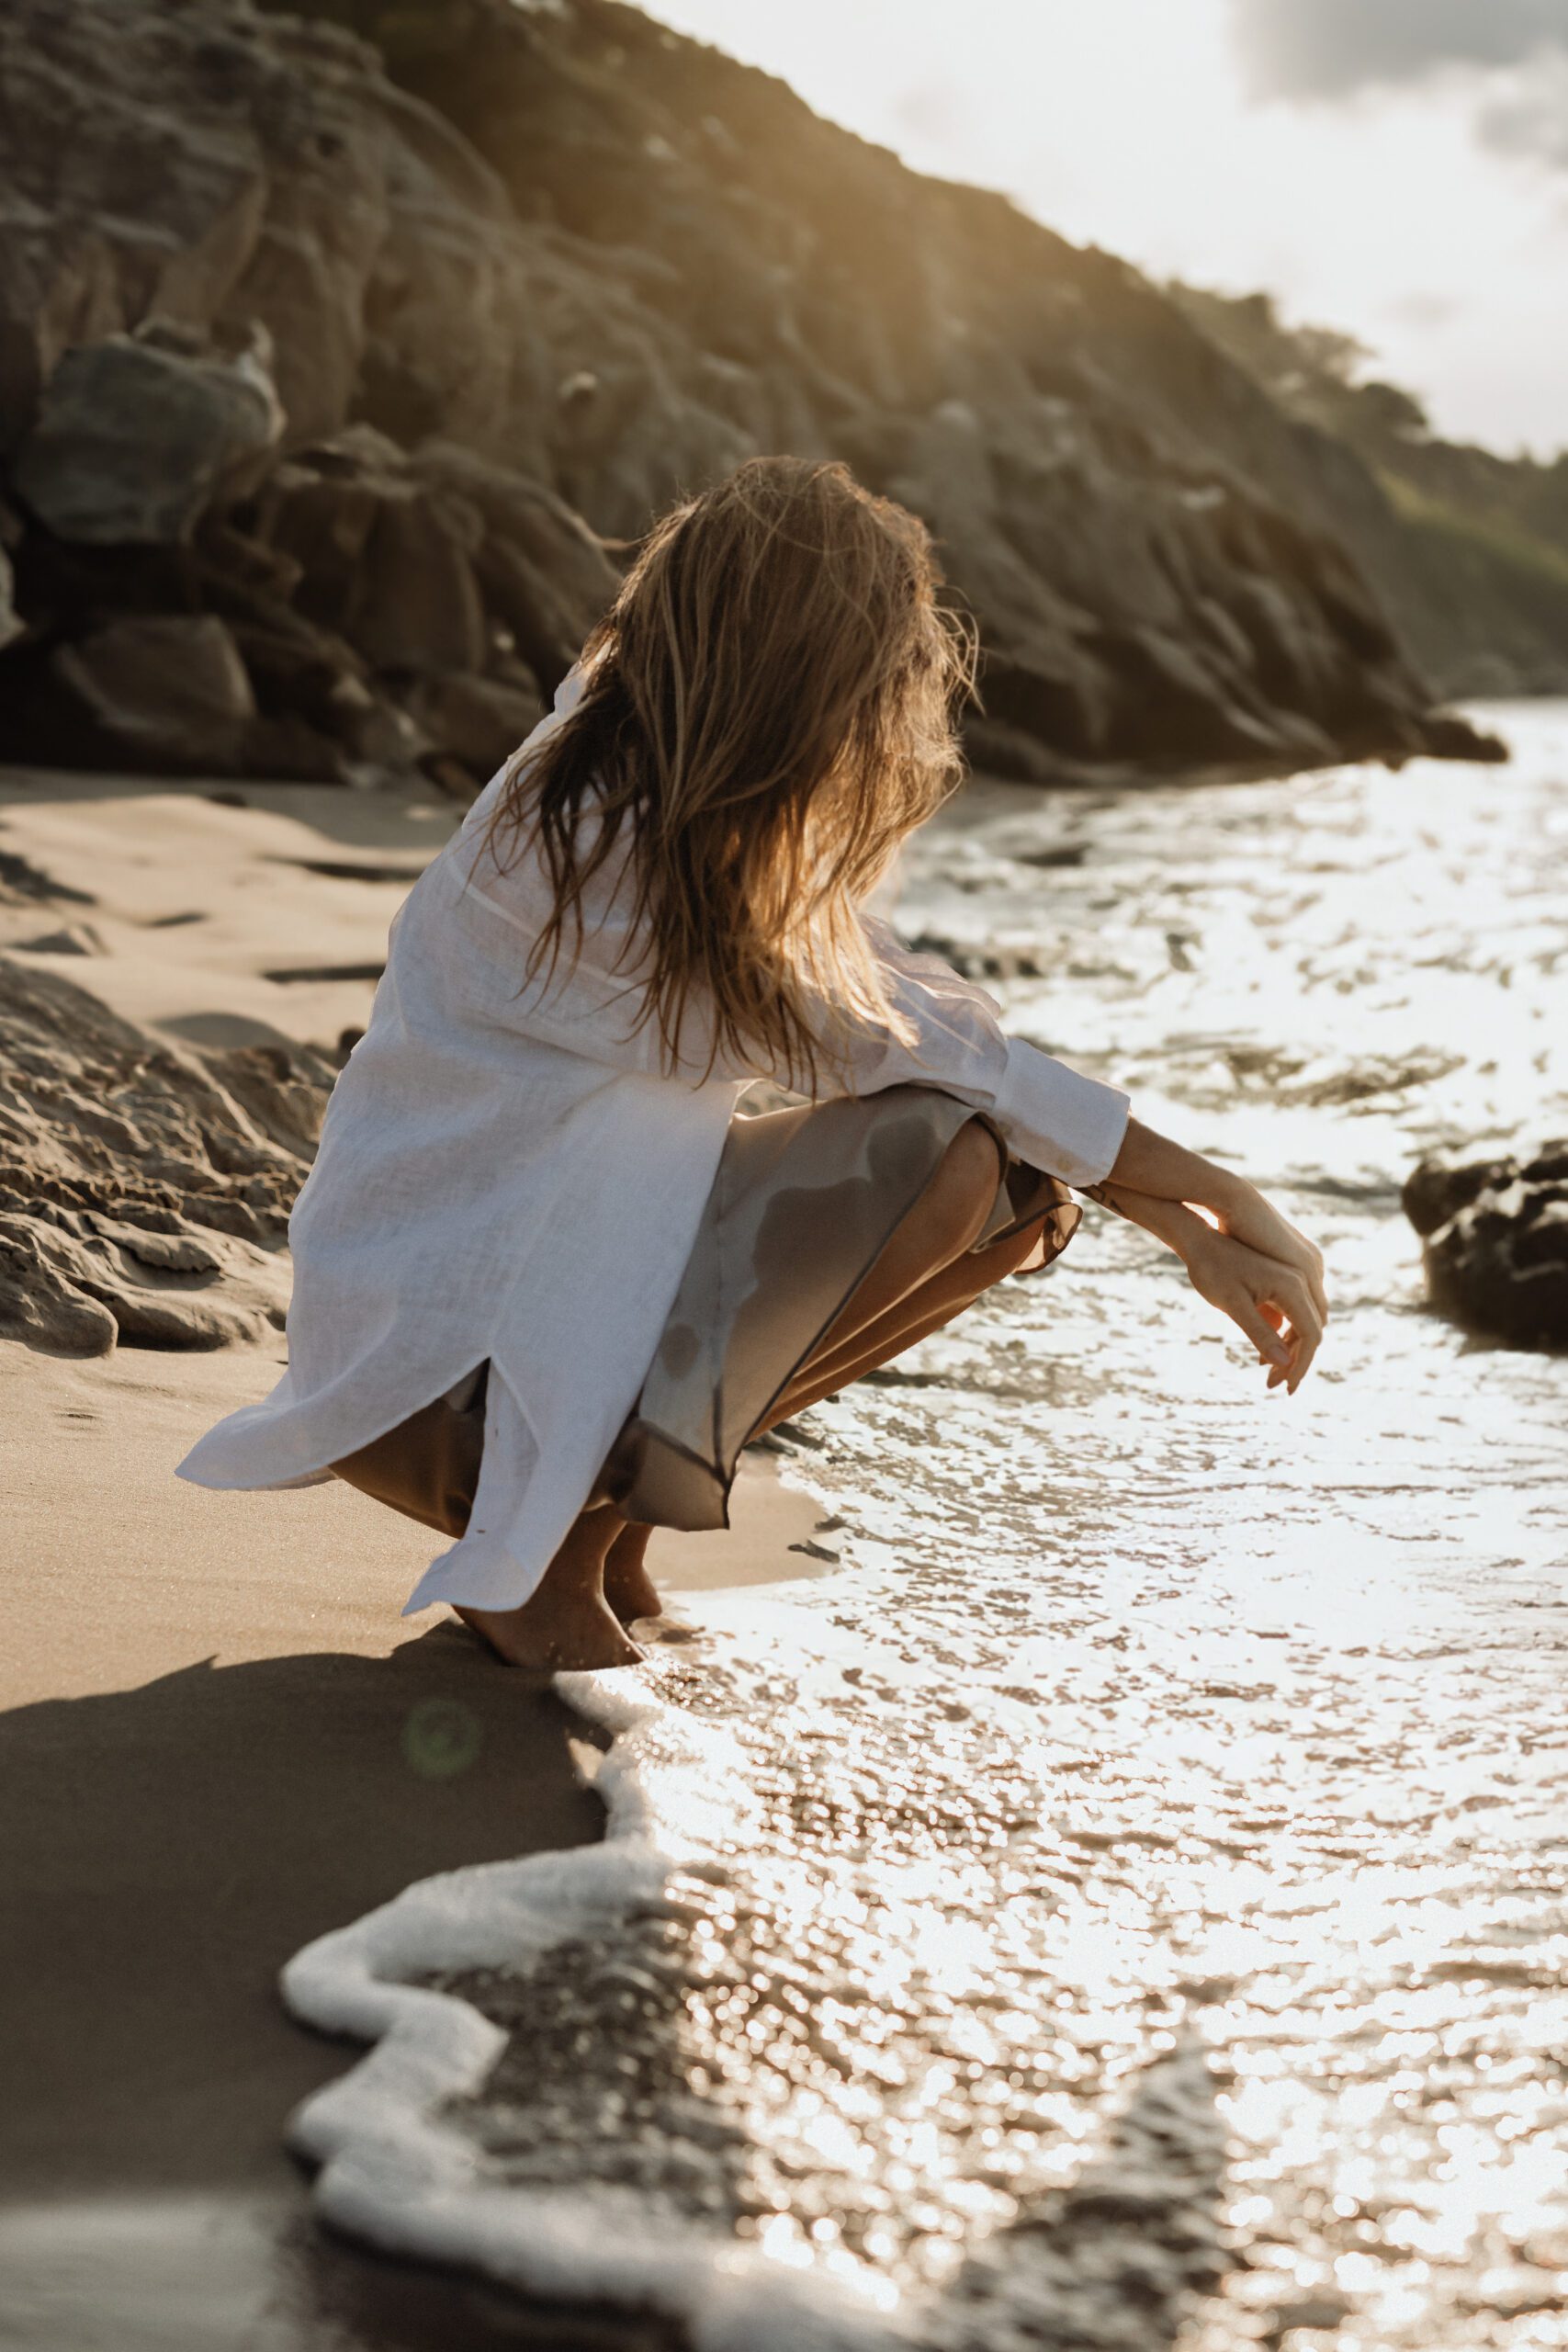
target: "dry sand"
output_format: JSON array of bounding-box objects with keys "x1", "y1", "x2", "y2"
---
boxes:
[{"x1": 0, "y1": 765, "x2": 822, "y2": 2350}]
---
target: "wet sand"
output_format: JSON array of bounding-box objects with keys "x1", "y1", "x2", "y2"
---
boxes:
[{"x1": 0, "y1": 1339, "x2": 817, "y2": 2349}]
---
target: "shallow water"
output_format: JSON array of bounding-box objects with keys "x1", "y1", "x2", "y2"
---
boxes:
[{"x1": 287, "y1": 707, "x2": 1568, "y2": 2350}]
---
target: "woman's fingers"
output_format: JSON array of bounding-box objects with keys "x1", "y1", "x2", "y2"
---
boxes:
[
  {"x1": 1225, "y1": 1275, "x2": 1320, "y2": 1392},
  {"x1": 1278, "y1": 1272, "x2": 1323, "y2": 1346},
  {"x1": 1270, "y1": 1219, "x2": 1328, "y2": 1324},
  {"x1": 1189, "y1": 1230, "x2": 1326, "y2": 1393},
  {"x1": 1226, "y1": 1291, "x2": 1293, "y2": 1368},
  {"x1": 1265, "y1": 1273, "x2": 1322, "y2": 1390}
]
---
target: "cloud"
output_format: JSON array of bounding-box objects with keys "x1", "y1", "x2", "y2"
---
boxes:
[
  {"x1": 1476, "y1": 47, "x2": 1568, "y2": 166},
  {"x1": 1229, "y1": 0, "x2": 1568, "y2": 103}
]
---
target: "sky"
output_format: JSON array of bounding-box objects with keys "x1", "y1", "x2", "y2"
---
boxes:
[{"x1": 654, "y1": 0, "x2": 1568, "y2": 458}]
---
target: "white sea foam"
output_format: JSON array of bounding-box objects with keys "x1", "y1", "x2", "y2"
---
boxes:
[{"x1": 284, "y1": 1592, "x2": 917, "y2": 2349}]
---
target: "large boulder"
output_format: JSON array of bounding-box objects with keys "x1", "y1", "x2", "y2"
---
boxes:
[
  {"x1": 0, "y1": 955, "x2": 335, "y2": 1355},
  {"x1": 11, "y1": 318, "x2": 284, "y2": 544},
  {"x1": 48, "y1": 614, "x2": 258, "y2": 775},
  {"x1": 403, "y1": 670, "x2": 544, "y2": 777},
  {"x1": 256, "y1": 430, "x2": 489, "y2": 675},
  {"x1": 413, "y1": 440, "x2": 622, "y2": 695},
  {"x1": 1404, "y1": 1143, "x2": 1568, "y2": 1351},
  {"x1": 212, "y1": 424, "x2": 620, "y2": 778},
  {"x1": 0, "y1": 0, "x2": 541, "y2": 456}
]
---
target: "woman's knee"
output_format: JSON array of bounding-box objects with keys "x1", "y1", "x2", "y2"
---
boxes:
[{"x1": 918, "y1": 1117, "x2": 1005, "y2": 1262}]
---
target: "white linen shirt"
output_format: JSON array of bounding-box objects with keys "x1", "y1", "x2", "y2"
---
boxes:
[{"x1": 177, "y1": 669, "x2": 1130, "y2": 1614}]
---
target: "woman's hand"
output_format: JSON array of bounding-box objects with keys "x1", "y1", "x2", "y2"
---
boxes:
[
  {"x1": 1100, "y1": 1116, "x2": 1329, "y2": 1334},
  {"x1": 1179, "y1": 1223, "x2": 1325, "y2": 1394},
  {"x1": 1088, "y1": 1179, "x2": 1328, "y2": 1393},
  {"x1": 1205, "y1": 1179, "x2": 1329, "y2": 1329}
]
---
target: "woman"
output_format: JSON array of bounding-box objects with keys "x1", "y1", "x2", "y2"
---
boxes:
[{"x1": 179, "y1": 458, "x2": 1326, "y2": 1671}]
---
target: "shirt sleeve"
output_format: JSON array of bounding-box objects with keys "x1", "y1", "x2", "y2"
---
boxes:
[
  {"x1": 832, "y1": 919, "x2": 1130, "y2": 1189},
  {"x1": 451, "y1": 830, "x2": 1129, "y2": 1189}
]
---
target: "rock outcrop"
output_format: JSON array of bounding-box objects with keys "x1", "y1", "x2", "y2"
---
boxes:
[
  {"x1": 0, "y1": 955, "x2": 335, "y2": 1353},
  {"x1": 1404, "y1": 1144, "x2": 1568, "y2": 1352},
  {"x1": 13, "y1": 318, "x2": 286, "y2": 547},
  {"x1": 0, "y1": 0, "x2": 1500, "y2": 790},
  {"x1": 1168, "y1": 284, "x2": 1568, "y2": 702}
]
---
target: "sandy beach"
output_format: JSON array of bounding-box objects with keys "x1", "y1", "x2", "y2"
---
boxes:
[{"x1": 0, "y1": 764, "x2": 819, "y2": 2349}]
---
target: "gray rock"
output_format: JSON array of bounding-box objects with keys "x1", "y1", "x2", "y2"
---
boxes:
[
  {"x1": 254, "y1": 430, "x2": 488, "y2": 677},
  {"x1": 12, "y1": 320, "x2": 284, "y2": 545},
  {"x1": 1404, "y1": 1143, "x2": 1568, "y2": 1351},
  {"x1": 414, "y1": 443, "x2": 622, "y2": 695},
  {"x1": 49, "y1": 615, "x2": 257, "y2": 775}
]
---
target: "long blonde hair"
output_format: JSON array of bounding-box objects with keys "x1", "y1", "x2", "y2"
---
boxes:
[{"x1": 482, "y1": 456, "x2": 976, "y2": 1087}]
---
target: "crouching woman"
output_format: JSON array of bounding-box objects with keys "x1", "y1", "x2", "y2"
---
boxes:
[{"x1": 179, "y1": 458, "x2": 1326, "y2": 1668}]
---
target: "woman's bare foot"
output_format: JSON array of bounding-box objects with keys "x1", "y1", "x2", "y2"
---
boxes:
[
  {"x1": 455, "y1": 1593, "x2": 643, "y2": 1670},
  {"x1": 452, "y1": 1505, "x2": 645, "y2": 1669},
  {"x1": 603, "y1": 1521, "x2": 662, "y2": 1624}
]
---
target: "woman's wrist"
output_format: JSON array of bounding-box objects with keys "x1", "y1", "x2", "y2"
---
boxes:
[
  {"x1": 1201, "y1": 1164, "x2": 1254, "y2": 1223},
  {"x1": 1105, "y1": 1116, "x2": 1250, "y2": 1223},
  {"x1": 1094, "y1": 1182, "x2": 1214, "y2": 1265}
]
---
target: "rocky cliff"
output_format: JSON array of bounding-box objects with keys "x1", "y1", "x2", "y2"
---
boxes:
[
  {"x1": 1170, "y1": 285, "x2": 1568, "y2": 701},
  {"x1": 0, "y1": 0, "x2": 1498, "y2": 791}
]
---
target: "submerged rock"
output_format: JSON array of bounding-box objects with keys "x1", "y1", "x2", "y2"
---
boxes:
[
  {"x1": 1404, "y1": 1143, "x2": 1568, "y2": 1351},
  {"x1": 0, "y1": 956, "x2": 333, "y2": 1355}
]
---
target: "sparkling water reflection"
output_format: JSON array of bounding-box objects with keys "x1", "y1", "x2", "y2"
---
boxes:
[{"x1": 307, "y1": 709, "x2": 1568, "y2": 2349}]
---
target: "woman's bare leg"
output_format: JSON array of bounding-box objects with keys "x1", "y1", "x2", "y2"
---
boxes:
[
  {"x1": 603, "y1": 1521, "x2": 660, "y2": 1623},
  {"x1": 455, "y1": 1502, "x2": 644, "y2": 1670},
  {"x1": 763, "y1": 1216, "x2": 1050, "y2": 1430},
  {"x1": 804, "y1": 1118, "x2": 1005, "y2": 1361}
]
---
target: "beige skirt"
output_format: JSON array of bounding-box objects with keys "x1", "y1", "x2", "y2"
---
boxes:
[{"x1": 331, "y1": 1083, "x2": 1079, "y2": 1545}]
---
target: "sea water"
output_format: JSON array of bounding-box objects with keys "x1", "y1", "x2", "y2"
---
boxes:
[{"x1": 285, "y1": 707, "x2": 1568, "y2": 2350}]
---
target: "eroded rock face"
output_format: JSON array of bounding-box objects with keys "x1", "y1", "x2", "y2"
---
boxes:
[
  {"x1": 0, "y1": 956, "x2": 333, "y2": 1354},
  {"x1": 0, "y1": 0, "x2": 1499, "y2": 792},
  {"x1": 1404, "y1": 1144, "x2": 1568, "y2": 1352},
  {"x1": 12, "y1": 319, "x2": 285, "y2": 546}
]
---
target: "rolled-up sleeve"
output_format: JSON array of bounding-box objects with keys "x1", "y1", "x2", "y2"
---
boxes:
[
  {"x1": 842, "y1": 920, "x2": 1130, "y2": 1188},
  {"x1": 987, "y1": 1035, "x2": 1130, "y2": 1188}
]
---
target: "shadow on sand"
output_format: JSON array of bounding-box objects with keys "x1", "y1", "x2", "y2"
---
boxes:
[{"x1": 0, "y1": 1623, "x2": 682, "y2": 2349}]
